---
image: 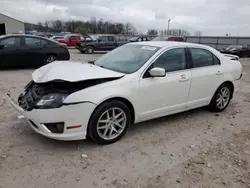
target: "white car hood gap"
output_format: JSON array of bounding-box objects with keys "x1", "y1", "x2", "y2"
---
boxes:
[{"x1": 32, "y1": 61, "x2": 125, "y2": 83}]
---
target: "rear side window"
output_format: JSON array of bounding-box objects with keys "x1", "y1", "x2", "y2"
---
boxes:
[
  {"x1": 213, "y1": 55, "x2": 220, "y2": 65},
  {"x1": 41, "y1": 39, "x2": 49, "y2": 45},
  {"x1": 0, "y1": 37, "x2": 21, "y2": 47},
  {"x1": 189, "y1": 48, "x2": 219, "y2": 68},
  {"x1": 153, "y1": 48, "x2": 186, "y2": 72},
  {"x1": 25, "y1": 37, "x2": 41, "y2": 46},
  {"x1": 107, "y1": 36, "x2": 115, "y2": 41}
]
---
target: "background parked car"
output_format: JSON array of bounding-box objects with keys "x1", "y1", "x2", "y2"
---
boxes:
[
  {"x1": 49, "y1": 36, "x2": 65, "y2": 41},
  {"x1": 0, "y1": 34, "x2": 70, "y2": 68},
  {"x1": 129, "y1": 36, "x2": 149, "y2": 42},
  {"x1": 152, "y1": 35, "x2": 185, "y2": 42},
  {"x1": 56, "y1": 34, "x2": 81, "y2": 47},
  {"x1": 76, "y1": 34, "x2": 119, "y2": 54},
  {"x1": 219, "y1": 45, "x2": 250, "y2": 57}
]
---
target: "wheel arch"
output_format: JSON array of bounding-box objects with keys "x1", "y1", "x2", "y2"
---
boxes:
[
  {"x1": 86, "y1": 45, "x2": 95, "y2": 49},
  {"x1": 44, "y1": 53, "x2": 58, "y2": 59},
  {"x1": 222, "y1": 81, "x2": 234, "y2": 98},
  {"x1": 87, "y1": 97, "x2": 135, "y2": 135},
  {"x1": 212, "y1": 81, "x2": 234, "y2": 101}
]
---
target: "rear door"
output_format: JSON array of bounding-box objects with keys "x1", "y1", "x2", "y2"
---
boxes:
[
  {"x1": 187, "y1": 47, "x2": 223, "y2": 108},
  {"x1": 23, "y1": 37, "x2": 43, "y2": 67},
  {"x1": 0, "y1": 36, "x2": 22, "y2": 68}
]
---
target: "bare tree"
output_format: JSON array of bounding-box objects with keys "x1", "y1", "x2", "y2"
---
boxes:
[{"x1": 147, "y1": 29, "x2": 158, "y2": 36}]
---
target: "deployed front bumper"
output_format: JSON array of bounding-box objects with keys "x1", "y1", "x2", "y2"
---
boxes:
[{"x1": 8, "y1": 94, "x2": 97, "y2": 141}]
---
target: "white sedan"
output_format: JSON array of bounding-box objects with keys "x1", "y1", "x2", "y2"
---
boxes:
[{"x1": 8, "y1": 41, "x2": 242, "y2": 144}]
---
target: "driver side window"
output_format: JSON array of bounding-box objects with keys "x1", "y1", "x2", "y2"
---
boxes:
[
  {"x1": 98, "y1": 36, "x2": 107, "y2": 41},
  {"x1": 153, "y1": 48, "x2": 186, "y2": 72}
]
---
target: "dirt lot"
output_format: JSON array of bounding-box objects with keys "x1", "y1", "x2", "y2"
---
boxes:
[{"x1": 0, "y1": 49, "x2": 250, "y2": 188}]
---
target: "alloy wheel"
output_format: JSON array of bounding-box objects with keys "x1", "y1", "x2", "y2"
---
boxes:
[
  {"x1": 97, "y1": 107, "x2": 127, "y2": 140},
  {"x1": 88, "y1": 48, "x2": 93, "y2": 54},
  {"x1": 46, "y1": 56, "x2": 57, "y2": 63},
  {"x1": 216, "y1": 87, "x2": 230, "y2": 109}
]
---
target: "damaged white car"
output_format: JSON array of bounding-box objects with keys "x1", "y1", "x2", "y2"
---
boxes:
[{"x1": 8, "y1": 41, "x2": 242, "y2": 144}]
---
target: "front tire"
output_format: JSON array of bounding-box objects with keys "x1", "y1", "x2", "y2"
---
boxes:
[
  {"x1": 86, "y1": 46, "x2": 94, "y2": 54},
  {"x1": 87, "y1": 100, "x2": 131, "y2": 145},
  {"x1": 209, "y1": 83, "x2": 233, "y2": 112}
]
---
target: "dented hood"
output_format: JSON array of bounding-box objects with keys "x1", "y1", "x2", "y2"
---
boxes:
[{"x1": 32, "y1": 61, "x2": 125, "y2": 83}]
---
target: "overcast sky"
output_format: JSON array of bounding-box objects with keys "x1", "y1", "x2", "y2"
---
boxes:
[{"x1": 1, "y1": 0, "x2": 250, "y2": 36}]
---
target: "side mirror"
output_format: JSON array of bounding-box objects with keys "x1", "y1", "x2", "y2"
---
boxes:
[
  {"x1": 149, "y1": 67, "x2": 166, "y2": 77},
  {"x1": 98, "y1": 39, "x2": 101, "y2": 42}
]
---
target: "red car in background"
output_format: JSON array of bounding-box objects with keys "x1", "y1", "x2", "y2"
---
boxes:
[
  {"x1": 56, "y1": 34, "x2": 81, "y2": 47},
  {"x1": 152, "y1": 35, "x2": 185, "y2": 42}
]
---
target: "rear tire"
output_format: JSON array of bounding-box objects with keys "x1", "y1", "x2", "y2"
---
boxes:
[
  {"x1": 44, "y1": 55, "x2": 58, "y2": 65},
  {"x1": 87, "y1": 100, "x2": 131, "y2": 145},
  {"x1": 208, "y1": 83, "x2": 233, "y2": 112},
  {"x1": 86, "y1": 46, "x2": 94, "y2": 54}
]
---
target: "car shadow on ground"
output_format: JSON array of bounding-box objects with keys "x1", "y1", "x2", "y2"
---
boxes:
[{"x1": 19, "y1": 107, "x2": 212, "y2": 151}]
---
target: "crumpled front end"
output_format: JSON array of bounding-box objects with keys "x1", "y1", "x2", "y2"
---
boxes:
[{"x1": 8, "y1": 92, "x2": 96, "y2": 140}]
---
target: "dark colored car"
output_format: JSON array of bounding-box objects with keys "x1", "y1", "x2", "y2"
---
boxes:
[
  {"x1": 0, "y1": 34, "x2": 70, "y2": 68},
  {"x1": 219, "y1": 45, "x2": 250, "y2": 57},
  {"x1": 76, "y1": 34, "x2": 119, "y2": 54},
  {"x1": 152, "y1": 35, "x2": 185, "y2": 42},
  {"x1": 129, "y1": 36, "x2": 149, "y2": 42}
]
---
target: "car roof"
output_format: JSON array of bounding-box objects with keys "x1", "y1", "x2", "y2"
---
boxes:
[
  {"x1": 2, "y1": 34, "x2": 48, "y2": 39},
  {"x1": 129, "y1": 41, "x2": 209, "y2": 49},
  {"x1": 89, "y1": 34, "x2": 115, "y2": 36}
]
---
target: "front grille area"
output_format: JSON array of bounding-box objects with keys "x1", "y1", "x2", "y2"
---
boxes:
[
  {"x1": 18, "y1": 82, "x2": 50, "y2": 111},
  {"x1": 44, "y1": 122, "x2": 64, "y2": 133}
]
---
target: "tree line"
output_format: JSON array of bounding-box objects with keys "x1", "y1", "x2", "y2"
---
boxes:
[{"x1": 24, "y1": 18, "x2": 193, "y2": 36}]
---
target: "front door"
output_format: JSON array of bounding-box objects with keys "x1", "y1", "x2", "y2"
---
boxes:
[
  {"x1": 187, "y1": 47, "x2": 224, "y2": 108},
  {"x1": 97, "y1": 36, "x2": 109, "y2": 50},
  {"x1": 107, "y1": 36, "x2": 116, "y2": 50},
  {"x1": 139, "y1": 47, "x2": 191, "y2": 120},
  {"x1": 0, "y1": 36, "x2": 22, "y2": 68}
]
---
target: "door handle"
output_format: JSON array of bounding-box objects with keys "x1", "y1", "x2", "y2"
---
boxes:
[
  {"x1": 179, "y1": 74, "x2": 189, "y2": 82},
  {"x1": 216, "y1": 70, "x2": 223, "y2": 75}
]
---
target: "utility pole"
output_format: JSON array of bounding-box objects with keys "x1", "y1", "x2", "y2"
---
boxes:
[{"x1": 167, "y1": 19, "x2": 171, "y2": 35}]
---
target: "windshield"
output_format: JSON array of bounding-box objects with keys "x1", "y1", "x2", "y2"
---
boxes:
[
  {"x1": 152, "y1": 36, "x2": 167, "y2": 41},
  {"x1": 228, "y1": 45, "x2": 242, "y2": 49},
  {"x1": 64, "y1": 34, "x2": 70, "y2": 39},
  {"x1": 95, "y1": 44, "x2": 160, "y2": 74},
  {"x1": 89, "y1": 35, "x2": 99, "y2": 41}
]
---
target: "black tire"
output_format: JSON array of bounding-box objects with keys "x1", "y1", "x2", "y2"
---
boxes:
[
  {"x1": 87, "y1": 100, "x2": 131, "y2": 145},
  {"x1": 208, "y1": 83, "x2": 233, "y2": 112},
  {"x1": 44, "y1": 55, "x2": 58, "y2": 65},
  {"x1": 86, "y1": 46, "x2": 94, "y2": 54}
]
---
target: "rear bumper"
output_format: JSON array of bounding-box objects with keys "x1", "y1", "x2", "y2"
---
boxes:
[{"x1": 8, "y1": 94, "x2": 97, "y2": 141}]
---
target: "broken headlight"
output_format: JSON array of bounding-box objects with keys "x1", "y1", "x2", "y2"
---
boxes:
[{"x1": 35, "y1": 93, "x2": 68, "y2": 109}]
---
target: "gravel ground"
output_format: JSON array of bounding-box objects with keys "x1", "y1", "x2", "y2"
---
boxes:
[{"x1": 0, "y1": 49, "x2": 250, "y2": 188}]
